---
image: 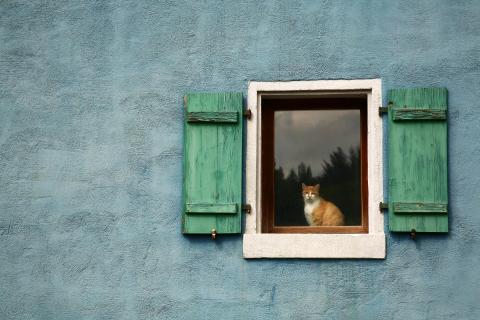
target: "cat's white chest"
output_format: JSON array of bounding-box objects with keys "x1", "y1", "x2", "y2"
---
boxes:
[{"x1": 304, "y1": 199, "x2": 320, "y2": 226}]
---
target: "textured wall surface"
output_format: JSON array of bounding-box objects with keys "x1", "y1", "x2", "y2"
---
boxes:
[{"x1": 1, "y1": 1, "x2": 480, "y2": 319}]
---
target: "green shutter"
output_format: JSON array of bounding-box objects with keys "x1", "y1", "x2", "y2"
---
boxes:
[
  {"x1": 387, "y1": 88, "x2": 448, "y2": 233},
  {"x1": 182, "y1": 93, "x2": 243, "y2": 234}
]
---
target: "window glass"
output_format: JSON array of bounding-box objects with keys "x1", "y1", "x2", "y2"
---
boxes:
[{"x1": 274, "y1": 110, "x2": 361, "y2": 226}]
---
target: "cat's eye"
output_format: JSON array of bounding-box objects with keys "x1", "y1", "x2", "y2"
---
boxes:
[{"x1": 261, "y1": 97, "x2": 368, "y2": 234}]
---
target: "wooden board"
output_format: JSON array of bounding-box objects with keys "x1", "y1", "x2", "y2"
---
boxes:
[
  {"x1": 183, "y1": 93, "x2": 243, "y2": 234},
  {"x1": 187, "y1": 111, "x2": 238, "y2": 123},
  {"x1": 388, "y1": 88, "x2": 448, "y2": 232},
  {"x1": 186, "y1": 203, "x2": 238, "y2": 214},
  {"x1": 392, "y1": 109, "x2": 446, "y2": 121},
  {"x1": 393, "y1": 202, "x2": 447, "y2": 214}
]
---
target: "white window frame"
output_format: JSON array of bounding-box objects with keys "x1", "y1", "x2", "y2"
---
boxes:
[{"x1": 243, "y1": 79, "x2": 385, "y2": 259}]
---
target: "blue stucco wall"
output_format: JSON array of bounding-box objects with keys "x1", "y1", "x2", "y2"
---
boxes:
[{"x1": 1, "y1": 1, "x2": 479, "y2": 319}]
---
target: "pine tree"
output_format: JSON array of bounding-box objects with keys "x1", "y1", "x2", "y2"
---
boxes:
[{"x1": 274, "y1": 146, "x2": 361, "y2": 226}]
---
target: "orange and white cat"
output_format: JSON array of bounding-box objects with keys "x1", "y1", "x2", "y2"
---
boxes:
[{"x1": 302, "y1": 183, "x2": 345, "y2": 226}]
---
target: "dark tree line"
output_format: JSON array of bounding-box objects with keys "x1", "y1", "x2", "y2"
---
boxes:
[{"x1": 274, "y1": 146, "x2": 361, "y2": 226}]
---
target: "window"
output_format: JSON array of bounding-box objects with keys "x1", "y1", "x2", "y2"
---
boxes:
[
  {"x1": 243, "y1": 80, "x2": 385, "y2": 258},
  {"x1": 262, "y1": 97, "x2": 368, "y2": 234}
]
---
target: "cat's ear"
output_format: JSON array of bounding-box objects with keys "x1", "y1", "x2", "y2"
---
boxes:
[
  {"x1": 301, "y1": 183, "x2": 306, "y2": 189},
  {"x1": 314, "y1": 184, "x2": 320, "y2": 191}
]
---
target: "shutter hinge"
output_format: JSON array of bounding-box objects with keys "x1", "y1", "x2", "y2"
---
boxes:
[
  {"x1": 379, "y1": 107, "x2": 389, "y2": 116},
  {"x1": 379, "y1": 202, "x2": 388, "y2": 212},
  {"x1": 410, "y1": 229, "x2": 417, "y2": 240},
  {"x1": 243, "y1": 109, "x2": 252, "y2": 120},
  {"x1": 379, "y1": 102, "x2": 393, "y2": 116},
  {"x1": 242, "y1": 204, "x2": 252, "y2": 214}
]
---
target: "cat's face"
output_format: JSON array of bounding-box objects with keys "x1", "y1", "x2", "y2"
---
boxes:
[{"x1": 302, "y1": 183, "x2": 320, "y2": 202}]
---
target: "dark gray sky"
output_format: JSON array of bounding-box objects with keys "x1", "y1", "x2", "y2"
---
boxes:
[{"x1": 274, "y1": 110, "x2": 360, "y2": 176}]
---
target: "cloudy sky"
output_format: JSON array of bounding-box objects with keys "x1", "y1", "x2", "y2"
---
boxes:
[{"x1": 274, "y1": 110, "x2": 360, "y2": 176}]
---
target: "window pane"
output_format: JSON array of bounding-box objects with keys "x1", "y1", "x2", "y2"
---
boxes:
[{"x1": 274, "y1": 110, "x2": 361, "y2": 226}]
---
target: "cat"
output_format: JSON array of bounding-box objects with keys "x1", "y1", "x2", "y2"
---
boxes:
[{"x1": 302, "y1": 183, "x2": 345, "y2": 226}]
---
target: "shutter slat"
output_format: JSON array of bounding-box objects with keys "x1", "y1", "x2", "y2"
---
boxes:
[
  {"x1": 186, "y1": 203, "x2": 238, "y2": 214},
  {"x1": 388, "y1": 88, "x2": 448, "y2": 233},
  {"x1": 392, "y1": 109, "x2": 446, "y2": 121},
  {"x1": 393, "y1": 202, "x2": 447, "y2": 214},
  {"x1": 183, "y1": 93, "x2": 243, "y2": 234},
  {"x1": 187, "y1": 111, "x2": 238, "y2": 123}
]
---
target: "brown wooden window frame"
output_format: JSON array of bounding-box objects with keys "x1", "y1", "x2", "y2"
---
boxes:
[{"x1": 260, "y1": 96, "x2": 369, "y2": 234}]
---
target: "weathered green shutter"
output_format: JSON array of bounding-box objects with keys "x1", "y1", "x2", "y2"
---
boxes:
[
  {"x1": 387, "y1": 88, "x2": 448, "y2": 233},
  {"x1": 182, "y1": 93, "x2": 243, "y2": 234}
]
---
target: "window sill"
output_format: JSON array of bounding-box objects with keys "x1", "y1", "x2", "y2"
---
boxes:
[{"x1": 243, "y1": 233, "x2": 385, "y2": 259}]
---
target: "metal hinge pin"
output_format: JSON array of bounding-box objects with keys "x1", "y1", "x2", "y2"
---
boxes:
[
  {"x1": 379, "y1": 202, "x2": 388, "y2": 212},
  {"x1": 379, "y1": 102, "x2": 393, "y2": 116},
  {"x1": 410, "y1": 229, "x2": 417, "y2": 240}
]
